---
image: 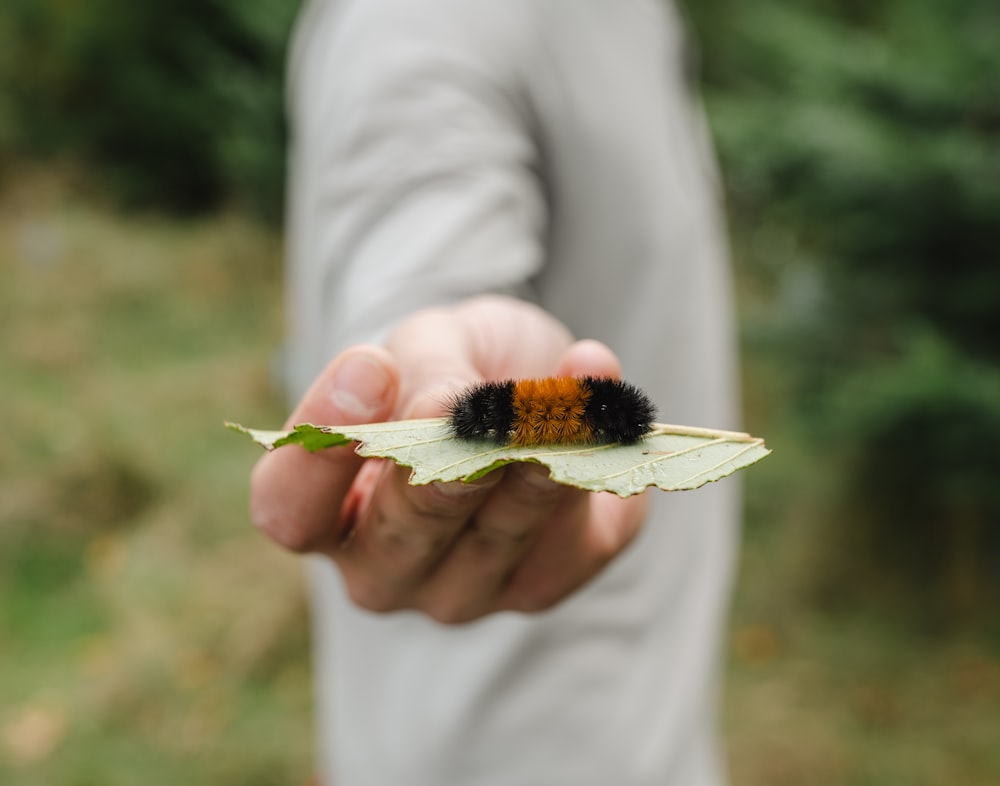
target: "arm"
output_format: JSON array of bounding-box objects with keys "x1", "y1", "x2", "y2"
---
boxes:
[{"x1": 256, "y1": 3, "x2": 648, "y2": 623}]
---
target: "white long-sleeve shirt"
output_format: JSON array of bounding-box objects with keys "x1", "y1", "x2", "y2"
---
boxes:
[{"x1": 285, "y1": 1, "x2": 740, "y2": 783}]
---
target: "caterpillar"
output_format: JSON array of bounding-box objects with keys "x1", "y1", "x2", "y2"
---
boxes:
[{"x1": 447, "y1": 376, "x2": 656, "y2": 446}]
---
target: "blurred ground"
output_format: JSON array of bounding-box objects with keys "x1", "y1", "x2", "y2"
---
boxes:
[
  {"x1": 725, "y1": 448, "x2": 1000, "y2": 785},
  {"x1": 1, "y1": 170, "x2": 998, "y2": 785},
  {"x1": 0, "y1": 170, "x2": 311, "y2": 785}
]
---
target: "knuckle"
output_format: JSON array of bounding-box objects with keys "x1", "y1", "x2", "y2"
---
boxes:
[
  {"x1": 505, "y1": 581, "x2": 566, "y2": 615},
  {"x1": 250, "y1": 506, "x2": 317, "y2": 554},
  {"x1": 508, "y1": 558, "x2": 604, "y2": 613},
  {"x1": 465, "y1": 524, "x2": 533, "y2": 558},
  {"x1": 249, "y1": 461, "x2": 321, "y2": 553},
  {"x1": 422, "y1": 597, "x2": 489, "y2": 626},
  {"x1": 368, "y1": 507, "x2": 455, "y2": 560},
  {"x1": 343, "y1": 576, "x2": 402, "y2": 614},
  {"x1": 417, "y1": 584, "x2": 496, "y2": 626},
  {"x1": 507, "y1": 464, "x2": 563, "y2": 502},
  {"x1": 590, "y1": 519, "x2": 637, "y2": 567},
  {"x1": 260, "y1": 522, "x2": 322, "y2": 554},
  {"x1": 410, "y1": 480, "x2": 494, "y2": 518},
  {"x1": 425, "y1": 604, "x2": 476, "y2": 626},
  {"x1": 589, "y1": 534, "x2": 622, "y2": 568},
  {"x1": 516, "y1": 591, "x2": 563, "y2": 615}
]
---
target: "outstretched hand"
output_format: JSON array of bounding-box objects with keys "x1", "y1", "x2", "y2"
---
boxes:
[{"x1": 250, "y1": 295, "x2": 648, "y2": 623}]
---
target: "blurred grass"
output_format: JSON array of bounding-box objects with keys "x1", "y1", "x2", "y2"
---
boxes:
[
  {"x1": 0, "y1": 169, "x2": 311, "y2": 785},
  {"x1": 725, "y1": 457, "x2": 1000, "y2": 785},
  {"x1": 726, "y1": 284, "x2": 1000, "y2": 784},
  {"x1": 2, "y1": 168, "x2": 998, "y2": 785}
]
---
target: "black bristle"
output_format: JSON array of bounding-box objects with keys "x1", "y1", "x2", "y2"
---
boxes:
[
  {"x1": 449, "y1": 377, "x2": 656, "y2": 446},
  {"x1": 447, "y1": 380, "x2": 515, "y2": 444},
  {"x1": 581, "y1": 377, "x2": 656, "y2": 444}
]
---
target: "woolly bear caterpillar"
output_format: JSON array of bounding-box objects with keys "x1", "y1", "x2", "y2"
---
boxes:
[{"x1": 448, "y1": 377, "x2": 655, "y2": 446}]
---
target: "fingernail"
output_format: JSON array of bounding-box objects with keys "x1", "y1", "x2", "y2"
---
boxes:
[{"x1": 330, "y1": 353, "x2": 392, "y2": 421}]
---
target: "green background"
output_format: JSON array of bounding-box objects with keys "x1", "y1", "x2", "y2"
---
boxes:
[{"x1": 1, "y1": 0, "x2": 998, "y2": 783}]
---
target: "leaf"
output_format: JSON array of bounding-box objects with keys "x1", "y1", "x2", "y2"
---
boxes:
[{"x1": 227, "y1": 418, "x2": 770, "y2": 498}]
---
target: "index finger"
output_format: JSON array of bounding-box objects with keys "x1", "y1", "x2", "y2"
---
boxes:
[{"x1": 249, "y1": 346, "x2": 398, "y2": 553}]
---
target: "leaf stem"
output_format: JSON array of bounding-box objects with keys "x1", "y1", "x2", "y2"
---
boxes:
[{"x1": 650, "y1": 422, "x2": 757, "y2": 442}]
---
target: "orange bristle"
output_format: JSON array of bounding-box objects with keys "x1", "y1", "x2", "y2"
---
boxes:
[{"x1": 509, "y1": 378, "x2": 594, "y2": 446}]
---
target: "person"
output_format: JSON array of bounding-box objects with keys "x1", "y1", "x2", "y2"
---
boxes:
[{"x1": 250, "y1": 0, "x2": 741, "y2": 783}]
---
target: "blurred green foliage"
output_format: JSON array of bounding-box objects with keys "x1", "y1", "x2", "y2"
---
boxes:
[
  {"x1": 687, "y1": 0, "x2": 1000, "y2": 621},
  {"x1": 1, "y1": 0, "x2": 998, "y2": 781},
  {"x1": 1, "y1": 0, "x2": 995, "y2": 616},
  {"x1": 0, "y1": 187, "x2": 309, "y2": 784},
  {"x1": 0, "y1": 0, "x2": 296, "y2": 219}
]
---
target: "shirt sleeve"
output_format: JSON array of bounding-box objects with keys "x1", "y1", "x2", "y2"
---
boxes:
[{"x1": 285, "y1": 0, "x2": 546, "y2": 390}]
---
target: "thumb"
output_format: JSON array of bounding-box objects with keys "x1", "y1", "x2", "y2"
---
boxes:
[
  {"x1": 249, "y1": 346, "x2": 398, "y2": 553},
  {"x1": 287, "y1": 344, "x2": 398, "y2": 428}
]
